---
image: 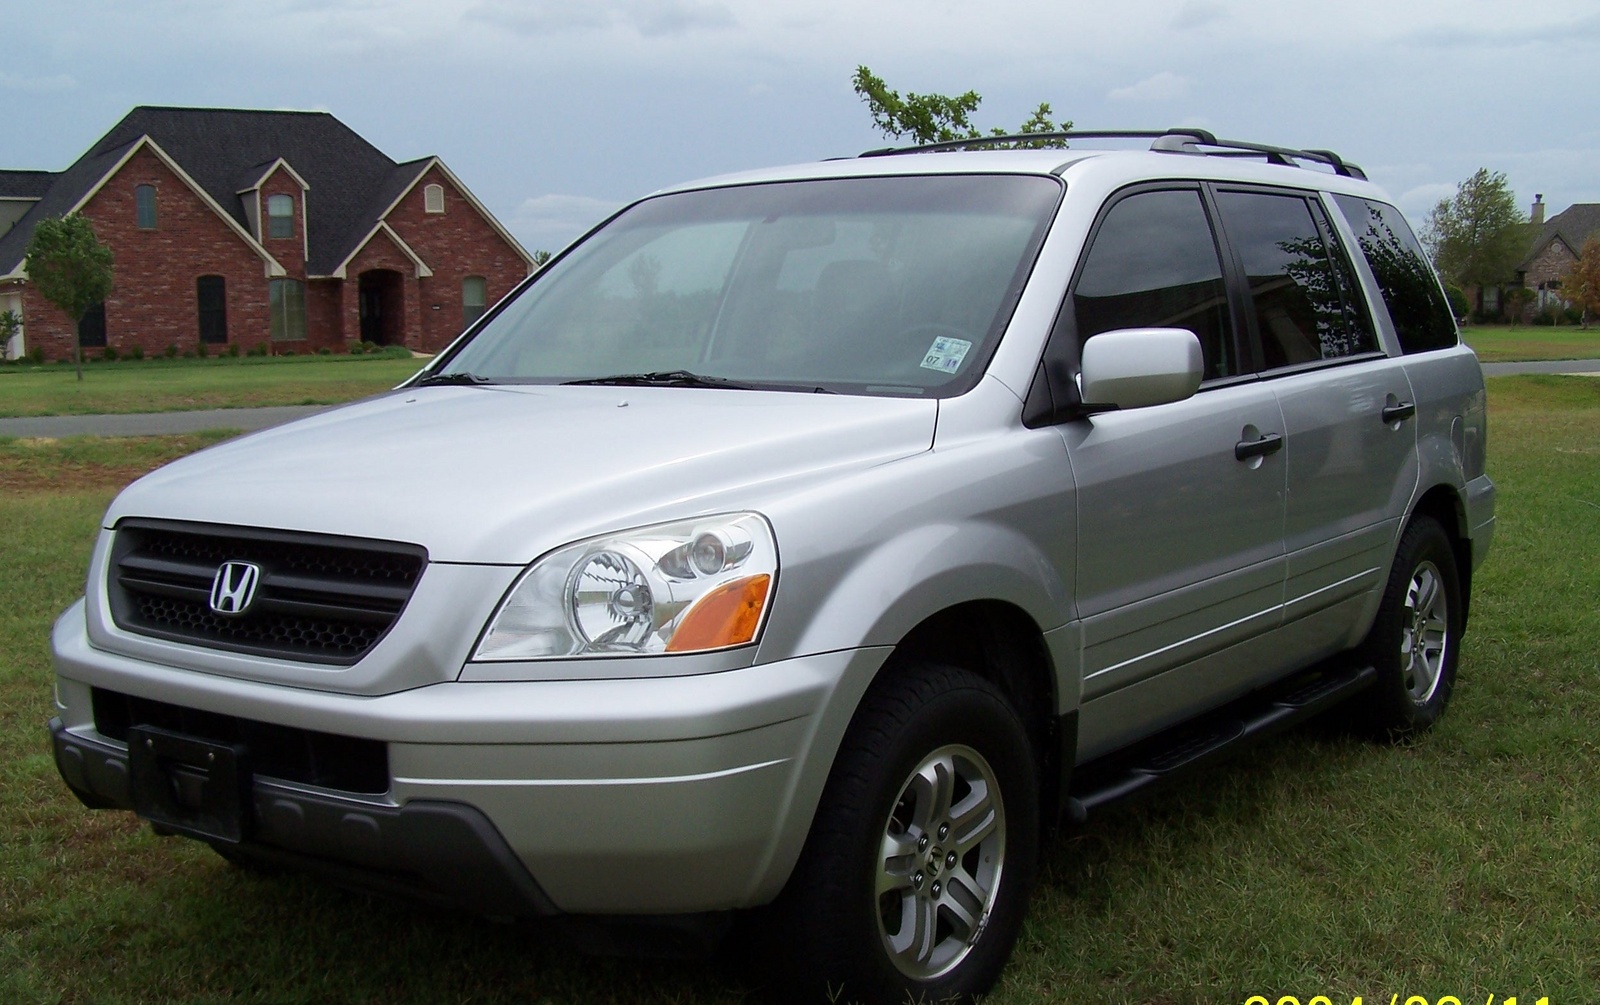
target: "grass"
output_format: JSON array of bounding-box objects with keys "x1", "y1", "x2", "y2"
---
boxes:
[
  {"x1": 2, "y1": 377, "x2": 1598, "y2": 1003},
  {"x1": 1461, "y1": 324, "x2": 1600, "y2": 363},
  {"x1": 0, "y1": 353, "x2": 425, "y2": 418}
]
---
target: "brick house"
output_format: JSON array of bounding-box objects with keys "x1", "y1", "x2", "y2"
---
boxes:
[
  {"x1": 1514, "y1": 195, "x2": 1600, "y2": 312},
  {"x1": 0, "y1": 107, "x2": 536, "y2": 360}
]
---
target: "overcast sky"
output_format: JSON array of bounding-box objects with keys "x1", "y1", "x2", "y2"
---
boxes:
[{"x1": 6, "y1": 0, "x2": 1597, "y2": 254}]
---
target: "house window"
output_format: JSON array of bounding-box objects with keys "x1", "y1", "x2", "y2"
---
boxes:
[
  {"x1": 135, "y1": 185, "x2": 157, "y2": 229},
  {"x1": 267, "y1": 194, "x2": 294, "y2": 240},
  {"x1": 197, "y1": 275, "x2": 228, "y2": 344},
  {"x1": 462, "y1": 275, "x2": 487, "y2": 328},
  {"x1": 78, "y1": 302, "x2": 108, "y2": 348},
  {"x1": 269, "y1": 278, "x2": 307, "y2": 341},
  {"x1": 424, "y1": 184, "x2": 445, "y2": 214}
]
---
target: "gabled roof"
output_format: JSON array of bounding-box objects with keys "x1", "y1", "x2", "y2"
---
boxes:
[
  {"x1": 0, "y1": 106, "x2": 436, "y2": 276},
  {"x1": 0, "y1": 170, "x2": 57, "y2": 199},
  {"x1": 1520, "y1": 203, "x2": 1600, "y2": 271}
]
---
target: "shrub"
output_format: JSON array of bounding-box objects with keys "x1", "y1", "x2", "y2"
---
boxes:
[
  {"x1": 317, "y1": 346, "x2": 332, "y2": 355},
  {"x1": 29, "y1": 347, "x2": 45, "y2": 365},
  {"x1": 101, "y1": 346, "x2": 118, "y2": 362},
  {"x1": 1564, "y1": 306, "x2": 1583, "y2": 324},
  {"x1": 1532, "y1": 308, "x2": 1558, "y2": 326},
  {"x1": 128, "y1": 345, "x2": 144, "y2": 360},
  {"x1": 1444, "y1": 284, "x2": 1469, "y2": 319},
  {"x1": 164, "y1": 343, "x2": 179, "y2": 358},
  {"x1": 225, "y1": 343, "x2": 240, "y2": 357},
  {"x1": 247, "y1": 343, "x2": 269, "y2": 357}
]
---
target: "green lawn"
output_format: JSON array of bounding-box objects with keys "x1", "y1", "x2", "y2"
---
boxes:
[
  {"x1": 1461, "y1": 324, "x2": 1600, "y2": 363},
  {"x1": 1, "y1": 377, "x2": 1597, "y2": 1003},
  {"x1": 0, "y1": 354, "x2": 425, "y2": 418}
]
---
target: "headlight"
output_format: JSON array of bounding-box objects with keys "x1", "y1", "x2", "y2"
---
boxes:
[{"x1": 473, "y1": 513, "x2": 776, "y2": 660}]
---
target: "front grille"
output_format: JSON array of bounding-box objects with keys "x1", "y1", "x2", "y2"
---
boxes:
[
  {"x1": 92, "y1": 688, "x2": 389, "y2": 793},
  {"x1": 108, "y1": 519, "x2": 427, "y2": 665}
]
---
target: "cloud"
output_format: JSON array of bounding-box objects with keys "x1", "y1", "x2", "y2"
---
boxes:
[
  {"x1": 1395, "y1": 182, "x2": 1456, "y2": 221},
  {"x1": 0, "y1": 71, "x2": 76, "y2": 93},
  {"x1": 1171, "y1": 2, "x2": 1226, "y2": 30},
  {"x1": 509, "y1": 194, "x2": 625, "y2": 253},
  {"x1": 466, "y1": 0, "x2": 735, "y2": 37},
  {"x1": 1108, "y1": 71, "x2": 1187, "y2": 102}
]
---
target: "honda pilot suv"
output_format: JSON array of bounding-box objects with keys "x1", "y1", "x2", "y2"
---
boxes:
[{"x1": 49, "y1": 129, "x2": 1494, "y2": 1002}]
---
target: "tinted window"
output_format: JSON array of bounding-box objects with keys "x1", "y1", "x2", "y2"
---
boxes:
[
  {"x1": 1073, "y1": 189, "x2": 1235, "y2": 380},
  {"x1": 78, "y1": 302, "x2": 107, "y2": 348},
  {"x1": 1333, "y1": 195, "x2": 1457, "y2": 354},
  {"x1": 1215, "y1": 191, "x2": 1376, "y2": 369}
]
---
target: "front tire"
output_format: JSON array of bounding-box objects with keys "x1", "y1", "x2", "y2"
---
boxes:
[
  {"x1": 1353, "y1": 515, "x2": 1463, "y2": 737},
  {"x1": 764, "y1": 663, "x2": 1039, "y2": 1003}
]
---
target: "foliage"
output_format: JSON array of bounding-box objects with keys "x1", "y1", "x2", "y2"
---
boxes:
[
  {"x1": 851, "y1": 66, "x2": 1071, "y2": 147},
  {"x1": 23, "y1": 214, "x2": 115, "y2": 381},
  {"x1": 0, "y1": 310, "x2": 20, "y2": 360},
  {"x1": 1443, "y1": 284, "x2": 1469, "y2": 319},
  {"x1": 531, "y1": 249, "x2": 552, "y2": 267},
  {"x1": 1423, "y1": 169, "x2": 1533, "y2": 290},
  {"x1": 1503, "y1": 285, "x2": 1535, "y2": 326},
  {"x1": 1562, "y1": 236, "x2": 1600, "y2": 328}
]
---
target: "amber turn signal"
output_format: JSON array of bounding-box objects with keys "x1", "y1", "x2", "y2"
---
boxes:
[{"x1": 666, "y1": 574, "x2": 772, "y2": 652}]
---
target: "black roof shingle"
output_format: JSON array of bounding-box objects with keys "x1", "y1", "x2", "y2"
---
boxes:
[{"x1": 1521, "y1": 203, "x2": 1600, "y2": 271}]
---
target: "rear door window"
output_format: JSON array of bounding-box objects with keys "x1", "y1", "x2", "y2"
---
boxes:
[
  {"x1": 1213, "y1": 190, "x2": 1378, "y2": 370},
  {"x1": 1331, "y1": 195, "x2": 1458, "y2": 354}
]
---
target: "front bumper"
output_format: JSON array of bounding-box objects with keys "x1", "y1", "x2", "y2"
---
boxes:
[{"x1": 51, "y1": 600, "x2": 887, "y2": 916}]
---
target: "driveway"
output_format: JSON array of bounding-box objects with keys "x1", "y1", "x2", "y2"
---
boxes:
[
  {"x1": 1, "y1": 359, "x2": 1596, "y2": 439},
  {"x1": 0, "y1": 405, "x2": 328, "y2": 439}
]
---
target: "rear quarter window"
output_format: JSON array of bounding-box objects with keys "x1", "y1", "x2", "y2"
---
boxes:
[{"x1": 1332, "y1": 195, "x2": 1458, "y2": 354}]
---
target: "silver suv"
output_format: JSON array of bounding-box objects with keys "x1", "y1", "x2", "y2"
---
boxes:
[{"x1": 49, "y1": 129, "x2": 1494, "y2": 1002}]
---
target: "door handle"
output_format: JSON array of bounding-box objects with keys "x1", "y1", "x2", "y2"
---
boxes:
[
  {"x1": 1382, "y1": 401, "x2": 1417, "y2": 423},
  {"x1": 1234, "y1": 432, "x2": 1283, "y2": 461}
]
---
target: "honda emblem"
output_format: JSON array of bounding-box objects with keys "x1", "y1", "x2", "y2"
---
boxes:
[{"x1": 208, "y1": 561, "x2": 261, "y2": 616}]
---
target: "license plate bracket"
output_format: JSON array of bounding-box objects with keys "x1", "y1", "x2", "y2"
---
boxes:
[{"x1": 128, "y1": 725, "x2": 250, "y2": 843}]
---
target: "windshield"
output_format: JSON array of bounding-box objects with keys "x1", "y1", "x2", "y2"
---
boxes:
[{"x1": 436, "y1": 174, "x2": 1062, "y2": 396}]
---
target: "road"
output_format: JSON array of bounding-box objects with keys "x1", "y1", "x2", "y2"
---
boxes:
[{"x1": 1, "y1": 359, "x2": 1596, "y2": 438}]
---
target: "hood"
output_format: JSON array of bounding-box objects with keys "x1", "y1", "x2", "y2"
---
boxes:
[{"x1": 105, "y1": 385, "x2": 937, "y2": 563}]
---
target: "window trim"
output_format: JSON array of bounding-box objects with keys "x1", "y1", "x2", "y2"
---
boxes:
[{"x1": 424, "y1": 183, "x2": 445, "y2": 214}]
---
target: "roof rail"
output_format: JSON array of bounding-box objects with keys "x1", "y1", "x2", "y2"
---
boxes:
[{"x1": 858, "y1": 128, "x2": 1366, "y2": 180}]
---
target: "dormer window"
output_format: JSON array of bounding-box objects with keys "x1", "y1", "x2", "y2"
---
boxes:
[
  {"x1": 267, "y1": 194, "x2": 294, "y2": 239},
  {"x1": 135, "y1": 185, "x2": 157, "y2": 229},
  {"x1": 424, "y1": 183, "x2": 445, "y2": 214}
]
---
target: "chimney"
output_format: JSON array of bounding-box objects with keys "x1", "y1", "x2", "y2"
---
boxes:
[{"x1": 1532, "y1": 194, "x2": 1545, "y2": 225}]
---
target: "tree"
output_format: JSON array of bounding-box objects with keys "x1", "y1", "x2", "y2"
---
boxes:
[
  {"x1": 1503, "y1": 285, "x2": 1534, "y2": 327},
  {"x1": 531, "y1": 249, "x2": 552, "y2": 268},
  {"x1": 852, "y1": 66, "x2": 1071, "y2": 147},
  {"x1": 1423, "y1": 169, "x2": 1533, "y2": 310},
  {"x1": 24, "y1": 214, "x2": 114, "y2": 381},
  {"x1": 1563, "y1": 236, "x2": 1600, "y2": 329},
  {"x1": 0, "y1": 309, "x2": 19, "y2": 361}
]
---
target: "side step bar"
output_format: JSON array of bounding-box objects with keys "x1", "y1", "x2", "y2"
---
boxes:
[{"x1": 1064, "y1": 662, "x2": 1377, "y2": 824}]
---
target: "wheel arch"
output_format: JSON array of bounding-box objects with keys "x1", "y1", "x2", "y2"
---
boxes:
[{"x1": 1406, "y1": 482, "x2": 1473, "y2": 626}]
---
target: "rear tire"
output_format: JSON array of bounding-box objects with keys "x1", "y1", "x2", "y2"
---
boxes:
[
  {"x1": 1352, "y1": 515, "x2": 1462, "y2": 737},
  {"x1": 761, "y1": 663, "x2": 1039, "y2": 1003}
]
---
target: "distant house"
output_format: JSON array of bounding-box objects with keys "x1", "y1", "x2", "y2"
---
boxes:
[
  {"x1": 1515, "y1": 195, "x2": 1600, "y2": 311},
  {"x1": 0, "y1": 106, "x2": 535, "y2": 360}
]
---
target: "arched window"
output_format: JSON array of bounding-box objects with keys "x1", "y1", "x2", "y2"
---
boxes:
[
  {"x1": 135, "y1": 185, "x2": 157, "y2": 229},
  {"x1": 197, "y1": 275, "x2": 227, "y2": 344},
  {"x1": 462, "y1": 275, "x2": 487, "y2": 328},
  {"x1": 266, "y1": 194, "x2": 294, "y2": 239},
  {"x1": 269, "y1": 279, "x2": 306, "y2": 341},
  {"x1": 424, "y1": 183, "x2": 445, "y2": 214}
]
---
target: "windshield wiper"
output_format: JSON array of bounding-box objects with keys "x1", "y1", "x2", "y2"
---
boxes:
[
  {"x1": 562, "y1": 370, "x2": 753, "y2": 390},
  {"x1": 413, "y1": 371, "x2": 494, "y2": 387}
]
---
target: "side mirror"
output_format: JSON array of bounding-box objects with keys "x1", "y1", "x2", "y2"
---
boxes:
[{"x1": 1078, "y1": 328, "x2": 1204, "y2": 410}]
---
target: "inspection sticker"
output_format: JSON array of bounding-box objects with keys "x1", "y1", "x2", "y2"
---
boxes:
[{"x1": 919, "y1": 336, "x2": 972, "y2": 373}]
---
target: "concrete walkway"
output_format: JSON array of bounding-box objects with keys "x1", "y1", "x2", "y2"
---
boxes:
[
  {"x1": 1, "y1": 359, "x2": 1596, "y2": 439},
  {"x1": 0, "y1": 404, "x2": 328, "y2": 439}
]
